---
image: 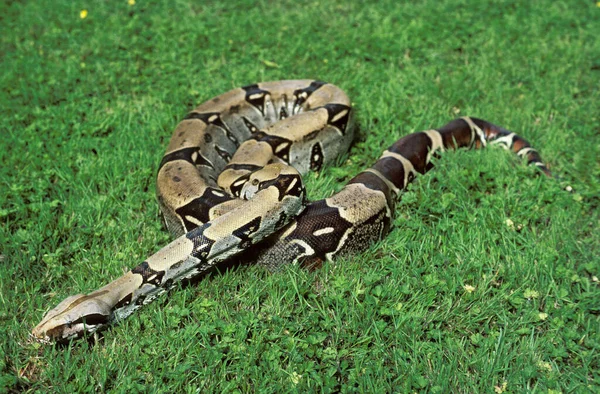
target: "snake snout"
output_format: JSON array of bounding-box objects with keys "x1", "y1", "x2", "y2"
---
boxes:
[{"x1": 32, "y1": 294, "x2": 112, "y2": 342}]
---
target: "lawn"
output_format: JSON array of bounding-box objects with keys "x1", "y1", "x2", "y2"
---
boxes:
[{"x1": 1, "y1": 0, "x2": 598, "y2": 392}]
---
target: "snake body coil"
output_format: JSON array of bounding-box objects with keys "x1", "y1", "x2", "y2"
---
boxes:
[{"x1": 32, "y1": 80, "x2": 551, "y2": 342}]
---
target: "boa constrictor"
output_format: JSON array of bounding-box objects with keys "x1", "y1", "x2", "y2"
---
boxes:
[{"x1": 32, "y1": 80, "x2": 551, "y2": 343}]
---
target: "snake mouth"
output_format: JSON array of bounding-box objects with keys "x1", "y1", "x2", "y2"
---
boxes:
[
  {"x1": 32, "y1": 290, "x2": 117, "y2": 343},
  {"x1": 32, "y1": 310, "x2": 110, "y2": 343}
]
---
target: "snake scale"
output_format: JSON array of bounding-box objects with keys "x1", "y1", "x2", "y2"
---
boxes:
[{"x1": 32, "y1": 80, "x2": 551, "y2": 343}]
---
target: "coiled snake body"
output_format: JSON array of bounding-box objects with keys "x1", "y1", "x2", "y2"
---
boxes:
[{"x1": 32, "y1": 80, "x2": 551, "y2": 342}]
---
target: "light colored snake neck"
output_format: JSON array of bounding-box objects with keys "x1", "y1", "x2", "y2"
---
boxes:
[{"x1": 32, "y1": 80, "x2": 551, "y2": 343}]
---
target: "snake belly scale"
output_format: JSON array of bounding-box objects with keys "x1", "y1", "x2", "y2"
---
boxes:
[{"x1": 32, "y1": 80, "x2": 551, "y2": 343}]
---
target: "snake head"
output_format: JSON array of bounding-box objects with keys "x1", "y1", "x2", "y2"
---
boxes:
[{"x1": 32, "y1": 293, "x2": 112, "y2": 343}]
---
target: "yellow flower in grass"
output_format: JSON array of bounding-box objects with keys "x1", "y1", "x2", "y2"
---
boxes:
[
  {"x1": 128, "y1": 0, "x2": 136, "y2": 5},
  {"x1": 80, "y1": 9, "x2": 88, "y2": 19},
  {"x1": 524, "y1": 289, "x2": 539, "y2": 299},
  {"x1": 537, "y1": 360, "x2": 552, "y2": 372},
  {"x1": 290, "y1": 372, "x2": 302, "y2": 385},
  {"x1": 494, "y1": 381, "x2": 508, "y2": 393},
  {"x1": 463, "y1": 284, "x2": 475, "y2": 293}
]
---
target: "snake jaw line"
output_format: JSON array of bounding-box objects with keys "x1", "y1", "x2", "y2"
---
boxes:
[{"x1": 32, "y1": 294, "x2": 112, "y2": 342}]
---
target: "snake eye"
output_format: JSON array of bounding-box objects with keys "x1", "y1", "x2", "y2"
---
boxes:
[{"x1": 252, "y1": 179, "x2": 260, "y2": 186}]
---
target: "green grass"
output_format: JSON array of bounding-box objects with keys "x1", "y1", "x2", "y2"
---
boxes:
[{"x1": 1, "y1": 0, "x2": 599, "y2": 392}]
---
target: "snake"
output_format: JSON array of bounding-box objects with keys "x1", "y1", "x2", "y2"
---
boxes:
[{"x1": 31, "y1": 80, "x2": 552, "y2": 343}]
